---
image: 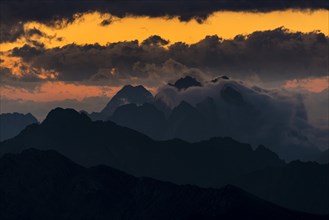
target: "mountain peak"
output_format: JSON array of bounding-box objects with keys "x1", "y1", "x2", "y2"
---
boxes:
[
  {"x1": 101, "y1": 85, "x2": 154, "y2": 116},
  {"x1": 169, "y1": 76, "x2": 202, "y2": 90},
  {"x1": 220, "y1": 86, "x2": 245, "y2": 105},
  {"x1": 114, "y1": 85, "x2": 153, "y2": 102},
  {"x1": 0, "y1": 112, "x2": 39, "y2": 141},
  {"x1": 169, "y1": 101, "x2": 199, "y2": 123},
  {"x1": 43, "y1": 108, "x2": 91, "y2": 125},
  {"x1": 256, "y1": 144, "x2": 272, "y2": 153},
  {"x1": 120, "y1": 84, "x2": 150, "y2": 94},
  {"x1": 175, "y1": 101, "x2": 195, "y2": 111},
  {"x1": 0, "y1": 112, "x2": 37, "y2": 121}
]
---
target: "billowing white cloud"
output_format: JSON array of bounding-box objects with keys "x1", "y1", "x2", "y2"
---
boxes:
[{"x1": 155, "y1": 77, "x2": 328, "y2": 159}]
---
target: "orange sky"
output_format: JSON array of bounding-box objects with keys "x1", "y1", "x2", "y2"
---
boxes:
[
  {"x1": 0, "y1": 10, "x2": 328, "y2": 51},
  {"x1": 1, "y1": 82, "x2": 119, "y2": 102},
  {"x1": 283, "y1": 76, "x2": 329, "y2": 93},
  {"x1": 1, "y1": 81, "x2": 158, "y2": 102},
  {"x1": 1, "y1": 76, "x2": 327, "y2": 103},
  {"x1": 1, "y1": 10, "x2": 328, "y2": 102}
]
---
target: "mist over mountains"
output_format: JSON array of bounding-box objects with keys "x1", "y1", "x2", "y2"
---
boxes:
[
  {"x1": 87, "y1": 76, "x2": 328, "y2": 161},
  {"x1": 1, "y1": 107, "x2": 328, "y2": 214},
  {"x1": 1, "y1": 76, "x2": 327, "y2": 162},
  {"x1": 0, "y1": 107, "x2": 285, "y2": 188},
  {"x1": 1, "y1": 76, "x2": 328, "y2": 216},
  {"x1": 1, "y1": 1, "x2": 328, "y2": 218}
]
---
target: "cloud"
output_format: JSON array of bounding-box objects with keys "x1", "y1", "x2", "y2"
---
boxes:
[
  {"x1": 0, "y1": 22, "x2": 25, "y2": 43},
  {"x1": 1, "y1": 0, "x2": 327, "y2": 43},
  {"x1": 25, "y1": 28, "x2": 44, "y2": 38},
  {"x1": 169, "y1": 28, "x2": 328, "y2": 80},
  {"x1": 142, "y1": 35, "x2": 170, "y2": 46},
  {"x1": 303, "y1": 88, "x2": 329, "y2": 129},
  {"x1": 155, "y1": 78, "x2": 329, "y2": 157},
  {"x1": 0, "y1": 56, "x2": 58, "y2": 88},
  {"x1": 283, "y1": 76, "x2": 328, "y2": 93},
  {"x1": 0, "y1": 23, "x2": 55, "y2": 44},
  {"x1": 2, "y1": 0, "x2": 327, "y2": 24},
  {"x1": 7, "y1": 28, "x2": 328, "y2": 86},
  {"x1": 100, "y1": 18, "x2": 113, "y2": 26}
]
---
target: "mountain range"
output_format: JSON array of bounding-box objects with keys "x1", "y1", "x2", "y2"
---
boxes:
[
  {"x1": 0, "y1": 108, "x2": 284, "y2": 187},
  {"x1": 316, "y1": 149, "x2": 329, "y2": 164},
  {"x1": 89, "y1": 84, "x2": 154, "y2": 121},
  {"x1": 0, "y1": 112, "x2": 38, "y2": 141},
  {"x1": 1, "y1": 148, "x2": 327, "y2": 220},
  {"x1": 1, "y1": 107, "x2": 328, "y2": 214},
  {"x1": 86, "y1": 76, "x2": 326, "y2": 162},
  {"x1": 232, "y1": 160, "x2": 329, "y2": 214}
]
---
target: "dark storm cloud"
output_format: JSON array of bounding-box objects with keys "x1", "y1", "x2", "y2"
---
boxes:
[
  {"x1": 1, "y1": 0, "x2": 327, "y2": 23},
  {"x1": 9, "y1": 28, "x2": 328, "y2": 85},
  {"x1": 12, "y1": 44, "x2": 45, "y2": 60},
  {"x1": 0, "y1": 21, "x2": 52, "y2": 43},
  {"x1": 0, "y1": 22, "x2": 25, "y2": 43},
  {"x1": 1, "y1": 0, "x2": 328, "y2": 42},
  {"x1": 169, "y1": 28, "x2": 328, "y2": 80},
  {"x1": 10, "y1": 39, "x2": 170, "y2": 83},
  {"x1": 25, "y1": 28, "x2": 44, "y2": 37}
]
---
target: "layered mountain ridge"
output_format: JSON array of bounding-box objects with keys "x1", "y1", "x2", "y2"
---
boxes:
[
  {"x1": 86, "y1": 76, "x2": 325, "y2": 161},
  {"x1": 1, "y1": 107, "x2": 328, "y2": 214},
  {"x1": 0, "y1": 112, "x2": 38, "y2": 141},
  {"x1": 0, "y1": 107, "x2": 284, "y2": 188},
  {"x1": 1, "y1": 148, "x2": 327, "y2": 220}
]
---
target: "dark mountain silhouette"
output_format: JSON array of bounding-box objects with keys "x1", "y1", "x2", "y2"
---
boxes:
[
  {"x1": 1, "y1": 108, "x2": 328, "y2": 214},
  {"x1": 0, "y1": 108, "x2": 284, "y2": 188},
  {"x1": 110, "y1": 97, "x2": 221, "y2": 142},
  {"x1": 153, "y1": 94, "x2": 173, "y2": 117},
  {"x1": 220, "y1": 86, "x2": 246, "y2": 106},
  {"x1": 106, "y1": 78, "x2": 323, "y2": 161},
  {"x1": 102, "y1": 85, "x2": 154, "y2": 114},
  {"x1": 165, "y1": 101, "x2": 210, "y2": 141},
  {"x1": 169, "y1": 76, "x2": 202, "y2": 90},
  {"x1": 1, "y1": 149, "x2": 326, "y2": 220},
  {"x1": 0, "y1": 112, "x2": 38, "y2": 141},
  {"x1": 89, "y1": 85, "x2": 154, "y2": 120},
  {"x1": 109, "y1": 98, "x2": 216, "y2": 141},
  {"x1": 232, "y1": 161, "x2": 329, "y2": 214},
  {"x1": 316, "y1": 149, "x2": 329, "y2": 164},
  {"x1": 108, "y1": 92, "x2": 254, "y2": 147},
  {"x1": 110, "y1": 103, "x2": 166, "y2": 139}
]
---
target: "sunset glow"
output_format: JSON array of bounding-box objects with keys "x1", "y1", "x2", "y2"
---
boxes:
[
  {"x1": 284, "y1": 76, "x2": 329, "y2": 93},
  {"x1": 0, "y1": 10, "x2": 328, "y2": 51},
  {"x1": 1, "y1": 82, "x2": 120, "y2": 102},
  {"x1": 0, "y1": 4, "x2": 328, "y2": 120}
]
